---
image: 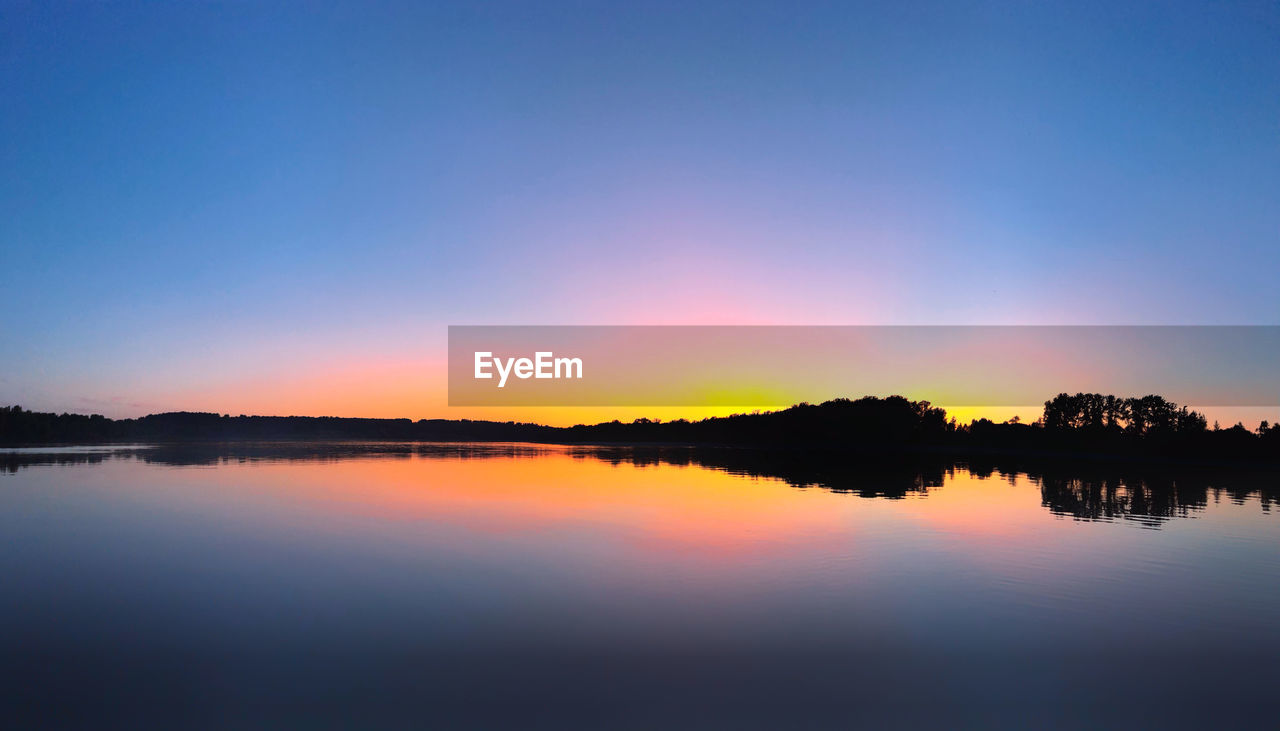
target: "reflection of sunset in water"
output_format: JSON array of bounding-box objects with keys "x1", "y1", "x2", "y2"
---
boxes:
[
  {"x1": 892, "y1": 470, "x2": 1048, "y2": 543},
  {"x1": 80, "y1": 446, "x2": 1274, "y2": 574},
  {"x1": 148, "y1": 449, "x2": 869, "y2": 558},
  {"x1": 6, "y1": 443, "x2": 1280, "y2": 730}
]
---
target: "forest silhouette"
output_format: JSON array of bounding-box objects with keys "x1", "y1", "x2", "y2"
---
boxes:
[{"x1": 2, "y1": 392, "x2": 1277, "y2": 462}]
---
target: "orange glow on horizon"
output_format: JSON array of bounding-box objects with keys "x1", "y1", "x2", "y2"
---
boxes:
[{"x1": 129, "y1": 356, "x2": 1275, "y2": 430}]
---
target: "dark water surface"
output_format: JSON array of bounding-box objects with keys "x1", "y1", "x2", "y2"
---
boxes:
[{"x1": 3, "y1": 444, "x2": 1278, "y2": 729}]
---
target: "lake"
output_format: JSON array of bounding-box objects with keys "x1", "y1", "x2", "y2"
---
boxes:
[{"x1": 2, "y1": 443, "x2": 1278, "y2": 729}]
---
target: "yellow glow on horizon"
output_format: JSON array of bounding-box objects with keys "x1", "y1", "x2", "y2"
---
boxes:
[{"x1": 149, "y1": 361, "x2": 1276, "y2": 430}]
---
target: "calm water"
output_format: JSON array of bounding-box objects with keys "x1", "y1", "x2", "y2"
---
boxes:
[{"x1": 2, "y1": 444, "x2": 1278, "y2": 729}]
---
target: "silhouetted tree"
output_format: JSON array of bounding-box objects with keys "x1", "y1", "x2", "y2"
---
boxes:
[{"x1": 2, "y1": 395, "x2": 1275, "y2": 462}]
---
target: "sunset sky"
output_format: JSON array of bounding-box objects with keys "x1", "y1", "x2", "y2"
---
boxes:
[{"x1": 3, "y1": 1, "x2": 1278, "y2": 425}]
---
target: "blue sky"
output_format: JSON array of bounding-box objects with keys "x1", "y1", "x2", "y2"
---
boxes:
[{"x1": 2, "y1": 1, "x2": 1278, "y2": 417}]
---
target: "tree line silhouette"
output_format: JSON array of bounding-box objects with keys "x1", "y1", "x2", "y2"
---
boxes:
[
  {"x1": 1040, "y1": 392, "x2": 1207, "y2": 433},
  {"x1": 2, "y1": 393, "x2": 1277, "y2": 461}
]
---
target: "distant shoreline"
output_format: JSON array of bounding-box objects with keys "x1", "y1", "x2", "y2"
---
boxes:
[
  {"x1": 5, "y1": 440, "x2": 1278, "y2": 469},
  {"x1": 3, "y1": 394, "x2": 1277, "y2": 463}
]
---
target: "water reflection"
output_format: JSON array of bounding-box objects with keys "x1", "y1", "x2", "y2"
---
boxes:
[
  {"x1": 970, "y1": 458, "x2": 1279, "y2": 526},
  {"x1": 3, "y1": 442, "x2": 1279, "y2": 728},
  {"x1": 4, "y1": 443, "x2": 1276, "y2": 526}
]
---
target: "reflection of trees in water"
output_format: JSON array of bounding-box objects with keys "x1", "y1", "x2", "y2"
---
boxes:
[
  {"x1": 134, "y1": 442, "x2": 555, "y2": 466},
  {"x1": 1037, "y1": 474, "x2": 1209, "y2": 527},
  {"x1": 588, "y1": 449, "x2": 1278, "y2": 524},
  {"x1": 575, "y1": 446, "x2": 948, "y2": 499},
  {"x1": 4, "y1": 444, "x2": 1277, "y2": 526},
  {"x1": 1, "y1": 443, "x2": 557, "y2": 474},
  {"x1": 967, "y1": 459, "x2": 1279, "y2": 527},
  {"x1": 2, "y1": 451, "x2": 115, "y2": 472}
]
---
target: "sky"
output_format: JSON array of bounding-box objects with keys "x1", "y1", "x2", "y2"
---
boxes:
[{"x1": 2, "y1": 1, "x2": 1278, "y2": 425}]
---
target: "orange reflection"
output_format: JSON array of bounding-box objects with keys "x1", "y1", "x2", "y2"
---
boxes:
[{"x1": 186, "y1": 448, "x2": 870, "y2": 558}]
